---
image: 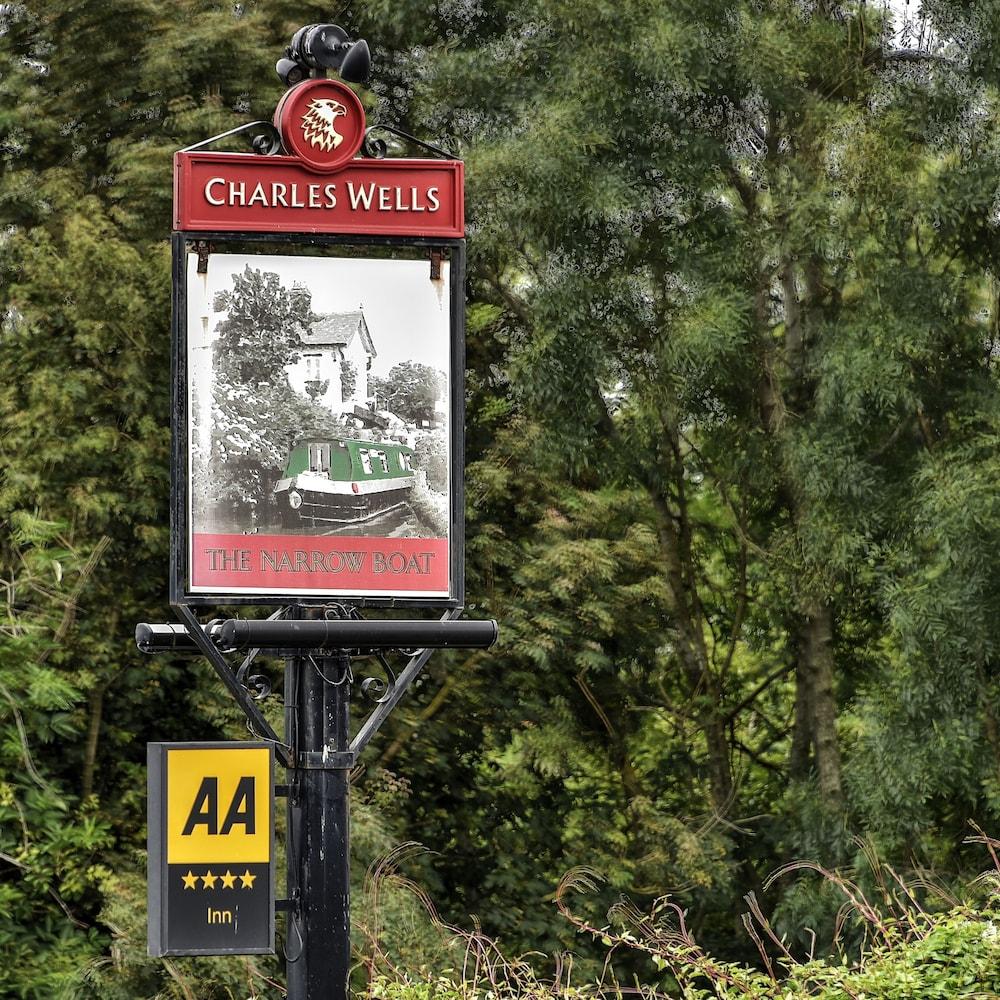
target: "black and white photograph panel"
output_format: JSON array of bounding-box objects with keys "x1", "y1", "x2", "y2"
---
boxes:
[{"x1": 186, "y1": 251, "x2": 452, "y2": 541}]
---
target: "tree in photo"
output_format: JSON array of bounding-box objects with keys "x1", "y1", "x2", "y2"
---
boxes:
[
  {"x1": 207, "y1": 266, "x2": 341, "y2": 523},
  {"x1": 372, "y1": 361, "x2": 445, "y2": 425},
  {"x1": 414, "y1": 429, "x2": 448, "y2": 493},
  {"x1": 212, "y1": 265, "x2": 311, "y2": 383}
]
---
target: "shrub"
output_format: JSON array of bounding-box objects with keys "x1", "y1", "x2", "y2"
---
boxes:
[{"x1": 361, "y1": 830, "x2": 1000, "y2": 1000}]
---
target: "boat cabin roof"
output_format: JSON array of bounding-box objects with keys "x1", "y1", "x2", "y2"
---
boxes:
[{"x1": 292, "y1": 437, "x2": 413, "y2": 453}]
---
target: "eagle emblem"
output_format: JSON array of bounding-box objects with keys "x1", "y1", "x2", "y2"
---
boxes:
[{"x1": 300, "y1": 98, "x2": 348, "y2": 152}]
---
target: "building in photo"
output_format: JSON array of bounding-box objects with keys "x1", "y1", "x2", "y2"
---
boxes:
[{"x1": 286, "y1": 305, "x2": 376, "y2": 415}]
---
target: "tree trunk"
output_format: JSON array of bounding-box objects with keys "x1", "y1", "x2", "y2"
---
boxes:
[
  {"x1": 789, "y1": 650, "x2": 813, "y2": 780},
  {"x1": 587, "y1": 379, "x2": 736, "y2": 813},
  {"x1": 649, "y1": 490, "x2": 735, "y2": 813},
  {"x1": 976, "y1": 664, "x2": 1000, "y2": 787},
  {"x1": 761, "y1": 263, "x2": 844, "y2": 802},
  {"x1": 575, "y1": 671, "x2": 646, "y2": 802},
  {"x1": 800, "y1": 603, "x2": 843, "y2": 802},
  {"x1": 81, "y1": 682, "x2": 106, "y2": 801},
  {"x1": 703, "y1": 710, "x2": 734, "y2": 812}
]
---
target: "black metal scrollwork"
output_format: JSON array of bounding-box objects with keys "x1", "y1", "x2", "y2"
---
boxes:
[
  {"x1": 359, "y1": 652, "x2": 398, "y2": 704},
  {"x1": 360, "y1": 676, "x2": 387, "y2": 698},
  {"x1": 361, "y1": 125, "x2": 455, "y2": 160},
  {"x1": 307, "y1": 605, "x2": 428, "y2": 705},
  {"x1": 246, "y1": 674, "x2": 273, "y2": 700},
  {"x1": 236, "y1": 648, "x2": 274, "y2": 701},
  {"x1": 322, "y1": 603, "x2": 360, "y2": 622},
  {"x1": 181, "y1": 120, "x2": 284, "y2": 156},
  {"x1": 234, "y1": 607, "x2": 288, "y2": 701},
  {"x1": 181, "y1": 116, "x2": 458, "y2": 161},
  {"x1": 361, "y1": 132, "x2": 388, "y2": 159}
]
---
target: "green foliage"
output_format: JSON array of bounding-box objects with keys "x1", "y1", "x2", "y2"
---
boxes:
[
  {"x1": 0, "y1": 523, "x2": 114, "y2": 998},
  {"x1": 205, "y1": 265, "x2": 344, "y2": 516},
  {"x1": 368, "y1": 846, "x2": 1000, "y2": 1000},
  {"x1": 368, "y1": 910, "x2": 1000, "y2": 1000},
  {"x1": 0, "y1": 3, "x2": 328, "y2": 994},
  {"x1": 371, "y1": 362, "x2": 445, "y2": 425},
  {"x1": 368, "y1": 907, "x2": 1000, "y2": 1000},
  {"x1": 360, "y1": 0, "x2": 1000, "y2": 968},
  {"x1": 5, "y1": 0, "x2": 1000, "y2": 995}
]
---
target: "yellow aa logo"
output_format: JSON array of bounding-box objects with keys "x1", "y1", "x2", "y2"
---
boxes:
[{"x1": 166, "y1": 748, "x2": 271, "y2": 864}]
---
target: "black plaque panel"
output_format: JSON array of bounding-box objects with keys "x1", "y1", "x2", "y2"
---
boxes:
[{"x1": 165, "y1": 863, "x2": 272, "y2": 952}]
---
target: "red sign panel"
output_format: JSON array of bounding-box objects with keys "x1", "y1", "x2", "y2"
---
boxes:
[
  {"x1": 174, "y1": 152, "x2": 464, "y2": 238},
  {"x1": 191, "y1": 534, "x2": 449, "y2": 597}
]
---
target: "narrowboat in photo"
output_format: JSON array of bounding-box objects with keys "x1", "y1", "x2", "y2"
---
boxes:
[{"x1": 274, "y1": 437, "x2": 415, "y2": 527}]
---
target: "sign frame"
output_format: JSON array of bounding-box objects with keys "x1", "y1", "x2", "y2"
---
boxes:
[
  {"x1": 148, "y1": 740, "x2": 275, "y2": 957},
  {"x1": 170, "y1": 230, "x2": 466, "y2": 609}
]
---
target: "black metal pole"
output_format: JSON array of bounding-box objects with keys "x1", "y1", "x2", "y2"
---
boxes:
[
  {"x1": 286, "y1": 647, "x2": 352, "y2": 1000},
  {"x1": 220, "y1": 617, "x2": 498, "y2": 651}
]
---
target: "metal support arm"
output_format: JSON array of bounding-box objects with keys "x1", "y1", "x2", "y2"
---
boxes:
[
  {"x1": 138, "y1": 609, "x2": 499, "y2": 768},
  {"x1": 172, "y1": 605, "x2": 290, "y2": 767}
]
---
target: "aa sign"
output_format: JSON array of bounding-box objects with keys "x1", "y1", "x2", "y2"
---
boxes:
[
  {"x1": 148, "y1": 742, "x2": 274, "y2": 956},
  {"x1": 167, "y1": 748, "x2": 270, "y2": 863}
]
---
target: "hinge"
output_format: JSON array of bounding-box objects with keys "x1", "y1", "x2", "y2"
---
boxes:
[{"x1": 194, "y1": 240, "x2": 213, "y2": 274}]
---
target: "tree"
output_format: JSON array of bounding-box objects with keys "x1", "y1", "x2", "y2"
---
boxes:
[
  {"x1": 372, "y1": 362, "x2": 444, "y2": 425},
  {"x1": 205, "y1": 266, "x2": 345, "y2": 519},
  {"x1": 0, "y1": 3, "x2": 323, "y2": 995},
  {"x1": 0, "y1": 4, "x2": 508, "y2": 990},
  {"x1": 341, "y1": 358, "x2": 358, "y2": 401},
  {"x1": 354, "y1": 0, "x2": 1000, "y2": 962},
  {"x1": 6, "y1": 0, "x2": 1000, "y2": 993},
  {"x1": 212, "y1": 265, "x2": 311, "y2": 384}
]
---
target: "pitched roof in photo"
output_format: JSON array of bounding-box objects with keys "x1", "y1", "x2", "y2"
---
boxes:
[{"x1": 300, "y1": 310, "x2": 377, "y2": 357}]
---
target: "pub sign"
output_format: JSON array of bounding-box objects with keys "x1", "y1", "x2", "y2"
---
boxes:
[{"x1": 171, "y1": 77, "x2": 465, "y2": 607}]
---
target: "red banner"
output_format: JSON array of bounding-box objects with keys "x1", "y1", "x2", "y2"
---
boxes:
[
  {"x1": 190, "y1": 534, "x2": 449, "y2": 596},
  {"x1": 174, "y1": 152, "x2": 464, "y2": 238}
]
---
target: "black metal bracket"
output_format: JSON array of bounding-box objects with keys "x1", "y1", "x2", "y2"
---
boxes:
[
  {"x1": 172, "y1": 604, "x2": 291, "y2": 768},
  {"x1": 217, "y1": 612, "x2": 496, "y2": 651},
  {"x1": 193, "y1": 240, "x2": 213, "y2": 274},
  {"x1": 235, "y1": 608, "x2": 288, "y2": 700},
  {"x1": 350, "y1": 609, "x2": 461, "y2": 754},
  {"x1": 361, "y1": 124, "x2": 455, "y2": 160},
  {"x1": 141, "y1": 606, "x2": 495, "y2": 766},
  {"x1": 297, "y1": 750, "x2": 356, "y2": 770},
  {"x1": 180, "y1": 120, "x2": 284, "y2": 156},
  {"x1": 178, "y1": 119, "x2": 456, "y2": 163}
]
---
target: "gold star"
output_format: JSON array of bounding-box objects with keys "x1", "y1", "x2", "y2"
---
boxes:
[
  {"x1": 239, "y1": 869, "x2": 257, "y2": 889},
  {"x1": 182, "y1": 870, "x2": 198, "y2": 890},
  {"x1": 201, "y1": 870, "x2": 218, "y2": 889},
  {"x1": 220, "y1": 870, "x2": 237, "y2": 889}
]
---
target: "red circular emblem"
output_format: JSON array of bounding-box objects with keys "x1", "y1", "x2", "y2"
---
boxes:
[{"x1": 274, "y1": 78, "x2": 366, "y2": 173}]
